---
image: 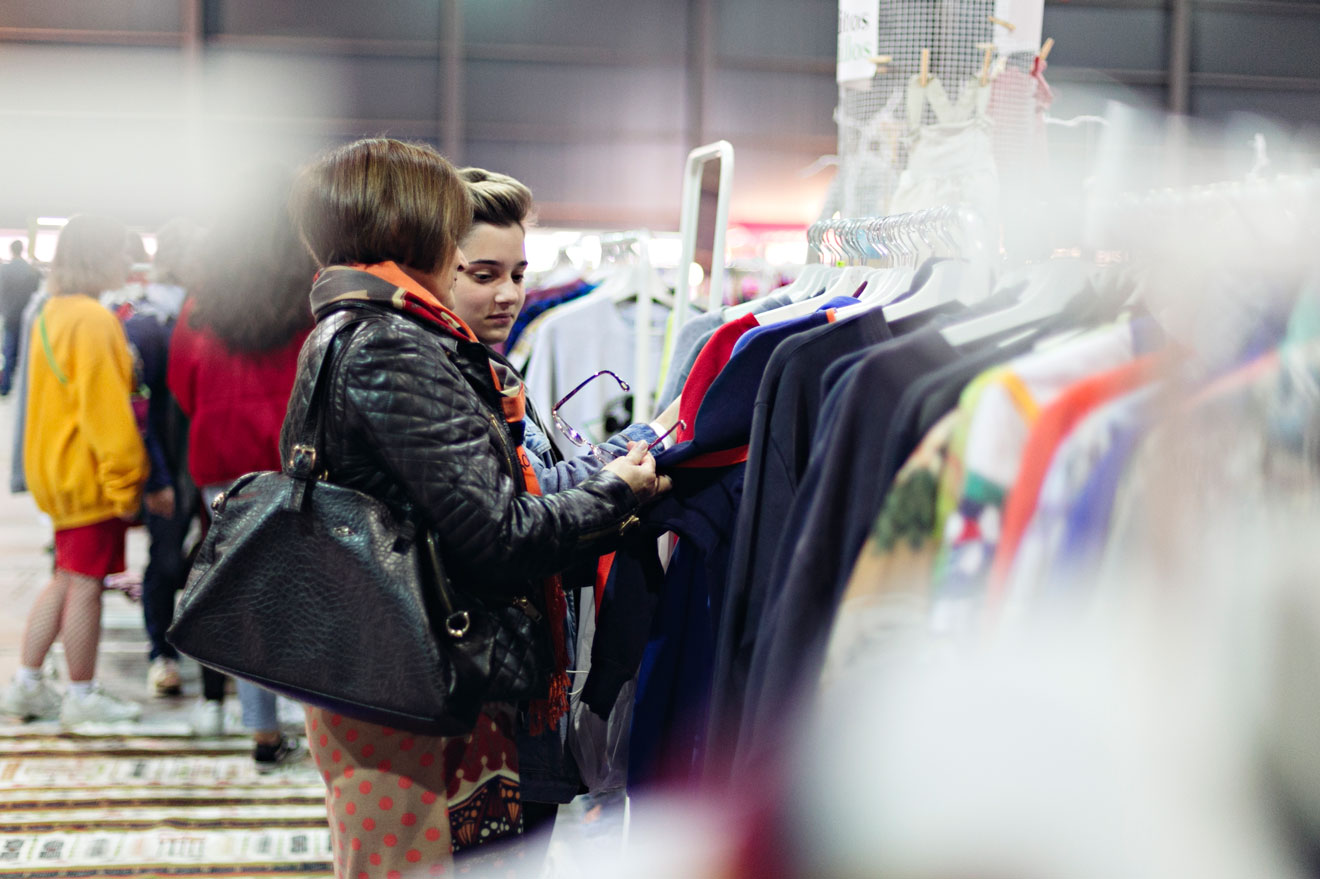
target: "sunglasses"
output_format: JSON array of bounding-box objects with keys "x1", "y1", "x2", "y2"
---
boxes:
[{"x1": 551, "y1": 370, "x2": 683, "y2": 463}]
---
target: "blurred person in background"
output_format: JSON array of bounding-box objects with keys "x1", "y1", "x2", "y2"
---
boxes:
[
  {"x1": 166, "y1": 169, "x2": 314, "y2": 765},
  {"x1": 0, "y1": 239, "x2": 42, "y2": 397},
  {"x1": 449, "y1": 167, "x2": 682, "y2": 860},
  {"x1": 102, "y1": 219, "x2": 204, "y2": 698},
  {"x1": 1, "y1": 215, "x2": 147, "y2": 726}
]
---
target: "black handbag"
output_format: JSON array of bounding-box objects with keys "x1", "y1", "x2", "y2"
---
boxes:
[{"x1": 166, "y1": 312, "x2": 552, "y2": 736}]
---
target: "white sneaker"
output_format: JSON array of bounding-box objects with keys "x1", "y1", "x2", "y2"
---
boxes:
[
  {"x1": 1, "y1": 679, "x2": 61, "y2": 721},
  {"x1": 147, "y1": 657, "x2": 182, "y2": 697},
  {"x1": 189, "y1": 699, "x2": 225, "y2": 737},
  {"x1": 60, "y1": 686, "x2": 142, "y2": 726}
]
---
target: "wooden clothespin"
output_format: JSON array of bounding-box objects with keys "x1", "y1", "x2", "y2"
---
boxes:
[
  {"x1": 1038, "y1": 37, "x2": 1055, "y2": 62},
  {"x1": 868, "y1": 54, "x2": 893, "y2": 73},
  {"x1": 976, "y1": 42, "x2": 996, "y2": 86},
  {"x1": 988, "y1": 15, "x2": 1016, "y2": 32},
  {"x1": 919, "y1": 48, "x2": 930, "y2": 86}
]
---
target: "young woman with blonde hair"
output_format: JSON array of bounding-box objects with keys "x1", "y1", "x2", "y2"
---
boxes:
[{"x1": 2, "y1": 215, "x2": 148, "y2": 726}]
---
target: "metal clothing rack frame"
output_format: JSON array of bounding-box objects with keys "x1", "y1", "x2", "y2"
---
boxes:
[{"x1": 673, "y1": 140, "x2": 735, "y2": 334}]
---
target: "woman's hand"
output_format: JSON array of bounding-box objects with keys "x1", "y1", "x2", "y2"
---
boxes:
[
  {"x1": 145, "y1": 486, "x2": 177, "y2": 519},
  {"x1": 603, "y1": 441, "x2": 672, "y2": 504}
]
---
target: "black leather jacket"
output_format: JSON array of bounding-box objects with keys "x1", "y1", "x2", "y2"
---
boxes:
[{"x1": 279, "y1": 299, "x2": 640, "y2": 599}]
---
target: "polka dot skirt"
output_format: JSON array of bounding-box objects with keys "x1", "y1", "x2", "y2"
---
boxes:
[{"x1": 306, "y1": 705, "x2": 522, "y2": 878}]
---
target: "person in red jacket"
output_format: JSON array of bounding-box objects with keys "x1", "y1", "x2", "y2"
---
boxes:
[{"x1": 166, "y1": 167, "x2": 316, "y2": 768}]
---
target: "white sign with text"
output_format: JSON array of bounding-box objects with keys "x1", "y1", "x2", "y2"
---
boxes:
[{"x1": 837, "y1": 0, "x2": 880, "y2": 85}]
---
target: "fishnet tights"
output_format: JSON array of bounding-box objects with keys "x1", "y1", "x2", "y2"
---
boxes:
[{"x1": 20, "y1": 569, "x2": 104, "y2": 682}]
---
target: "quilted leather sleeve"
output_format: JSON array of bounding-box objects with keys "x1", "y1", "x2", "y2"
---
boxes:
[{"x1": 283, "y1": 309, "x2": 639, "y2": 593}]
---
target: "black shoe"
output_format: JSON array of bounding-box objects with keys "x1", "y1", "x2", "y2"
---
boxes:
[{"x1": 253, "y1": 734, "x2": 304, "y2": 772}]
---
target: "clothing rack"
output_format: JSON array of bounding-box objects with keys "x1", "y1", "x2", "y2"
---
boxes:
[
  {"x1": 673, "y1": 141, "x2": 735, "y2": 334},
  {"x1": 807, "y1": 204, "x2": 994, "y2": 268}
]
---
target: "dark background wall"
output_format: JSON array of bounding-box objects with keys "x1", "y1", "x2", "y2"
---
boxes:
[{"x1": 0, "y1": 0, "x2": 1316, "y2": 230}]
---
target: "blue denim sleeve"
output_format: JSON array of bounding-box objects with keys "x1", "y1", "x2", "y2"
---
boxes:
[{"x1": 524, "y1": 418, "x2": 659, "y2": 495}]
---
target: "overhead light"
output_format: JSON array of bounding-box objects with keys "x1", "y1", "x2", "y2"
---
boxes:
[{"x1": 37, "y1": 217, "x2": 69, "y2": 227}]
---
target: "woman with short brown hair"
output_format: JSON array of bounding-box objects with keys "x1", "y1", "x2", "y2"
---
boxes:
[{"x1": 284, "y1": 137, "x2": 667, "y2": 875}]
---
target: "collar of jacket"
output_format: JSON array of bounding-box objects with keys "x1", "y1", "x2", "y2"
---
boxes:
[{"x1": 309, "y1": 262, "x2": 474, "y2": 342}]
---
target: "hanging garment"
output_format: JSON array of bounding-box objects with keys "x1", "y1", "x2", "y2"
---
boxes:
[
  {"x1": 707, "y1": 308, "x2": 902, "y2": 779},
  {"x1": 672, "y1": 314, "x2": 762, "y2": 443},
  {"x1": 987, "y1": 353, "x2": 1169, "y2": 598},
  {"x1": 656, "y1": 293, "x2": 795, "y2": 411},
  {"x1": 890, "y1": 75, "x2": 999, "y2": 223},
  {"x1": 929, "y1": 321, "x2": 1160, "y2": 632},
  {"x1": 1068, "y1": 340, "x2": 1320, "y2": 651},
  {"x1": 659, "y1": 298, "x2": 858, "y2": 468},
  {"x1": 819, "y1": 410, "x2": 961, "y2": 688},
  {"x1": 657, "y1": 310, "x2": 726, "y2": 409},
  {"x1": 605, "y1": 464, "x2": 747, "y2": 790},
  {"x1": 995, "y1": 386, "x2": 1157, "y2": 622},
  {"x1": 729, "y1": 326, "x2": 977, "y2": 779}
]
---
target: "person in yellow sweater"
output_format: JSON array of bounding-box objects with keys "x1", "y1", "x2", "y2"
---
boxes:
[{"x1": 2, "y1": 215, "x2": 149, "y2": 726}]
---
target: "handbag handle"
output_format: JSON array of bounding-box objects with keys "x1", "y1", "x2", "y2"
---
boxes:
[
  {"x1": 287, "y1": 309, "x2": 370, "y2": 482},
  {"x1": 283, "y1": 310, "x2": 471, "y2": 641}
]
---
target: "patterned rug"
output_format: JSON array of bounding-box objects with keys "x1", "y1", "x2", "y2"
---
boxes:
[{"x1": 0, "y1": 724, "x2": 333, "y2": 878}]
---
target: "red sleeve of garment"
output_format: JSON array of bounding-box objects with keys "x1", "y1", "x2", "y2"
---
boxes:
[
  {"x1": 987, "y1": 353, "x2": 1166, "y2": 598},
  {"x1": 675, "y1": 312, "x2": 760, "y2": 443}
]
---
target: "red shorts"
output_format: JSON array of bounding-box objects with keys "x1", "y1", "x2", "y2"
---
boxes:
[{"x1": 54, "y1": 518, "x2": 129, "y2": 580}]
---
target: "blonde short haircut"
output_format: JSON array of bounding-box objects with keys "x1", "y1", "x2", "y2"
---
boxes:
[
  {"x1": 48, "y1": 215, "x2": 128, "y2": 298},
  {"x1": 458, "y1": 167, "x2": 533, "y2": 229}
]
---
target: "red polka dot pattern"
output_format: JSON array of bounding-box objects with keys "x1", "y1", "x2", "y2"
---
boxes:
[{"x1": 305, "y1": 704, "x2": 519, "y2": 878}]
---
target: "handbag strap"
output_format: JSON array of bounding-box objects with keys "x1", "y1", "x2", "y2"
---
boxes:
[{"x1": 287, "y1": 308, "x2": 371, "y2": 481}]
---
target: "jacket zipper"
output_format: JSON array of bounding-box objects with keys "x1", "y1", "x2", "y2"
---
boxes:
[
  {"x1": 484, "y1": 409, "x2": 521, "y2": 480},
  {"x1": 580, "y1": 513, "x2": 641, "y2": 541}
]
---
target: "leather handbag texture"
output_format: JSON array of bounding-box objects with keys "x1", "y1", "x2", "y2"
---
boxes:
[{"x1": 166, "y1": 312, "x2": 551, "y2": 736}]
